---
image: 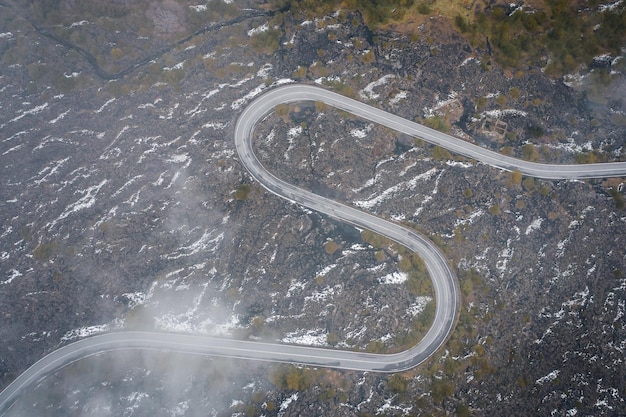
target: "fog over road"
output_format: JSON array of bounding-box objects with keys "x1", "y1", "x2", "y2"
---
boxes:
[{"x1": 2, "y1": 83, "x2": 625, "y2": 414}]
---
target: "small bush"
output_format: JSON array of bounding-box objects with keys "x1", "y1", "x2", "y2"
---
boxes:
[
  {"x1": 235, "y1": 184, "x2": 251, "y2": 200},
  {"x1": 521, "y1": 143, "x2": 539, "y2": 161},
  {"x1": 324, "y1": 240, "x2": 340, "y2": 255},
  {"x1": 250, "y1": 28, "x2": 281, "y2": 55},
  {"x1": 488, "y1": 204, "x2": 501, "y2": 215}
]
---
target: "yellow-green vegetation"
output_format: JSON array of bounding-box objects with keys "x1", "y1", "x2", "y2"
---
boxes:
[
  {"x1": 33, "y1": 240, "x2": 60, "y2": 261},
  {"x1": 360, "y1": 229, "x2": 392, "y2": 249},
  {"x1": 291, "y1": 66, "x2": 306, "y2": 80},
  {"x1": 271, "y1": 0, "x2": 626, "y2": 76},
  {"x1": 323, "y1": 239, "x2": 340, "y2": 254},
  {"x1": 366, "y1": 340, "x2": 386, "y2": 353},
  {"x1": 521, "y1": 143, "x2": 539, "y2": 162},
  {"x1": 508, "y1": 170, "x2": 523, "y2": 187},
  {"x1": 314, "y1": 101, "x2": 328, "y2": 112},
  {"x1": 399, "y1": 252, "x2": 432, "y2": 296},
  {"x1": 270, "y1": 0, "x2": 428, "y2": 24},
  {"x1": 362, "y1": 229, "x2": 437, "y2": 352},
  {"x1": 309, "y1": 61, "x2": 329, "y2": 78},
  {"x1": 250, "y1": 28, "x2": 282, "y2": 55},
  {"x1": 488, "y1": 204, "x2": 501, "y2": 215},
  {"x1": 458, "y1": 1, "x2": 626, "y2": 76},
  {"x1": 575, "y1": 150, "x2": 607, "y2": 164},
  {"x1": 269, "y1": 365, "x2": 350, "y2": 399},
  {"x1": 326, "y1": 332, "x2": 340, "y2": 346},
  {"x1": 416, "y1": 268, "x2": 497, "y2": 408},
  {"x1": 274, "y1": 103, "x2": 291, "y2": 121},
  {"x1": 495, "y1": 94, "x2": 507, "y2": 107},
  {"x1": 394, "y1": 300, "x2": 435, "y2": 349},
  {"x1": 105, "y1": 79, "x2": 131, "y2": 97},
  {"x1": 387, "y1": 374, "x2": 409, "y2": 393},
  {"x1": 161, "y1": 68, "x2": 185, "y2": 87},
  {"x1": 270, "y1": 365, "x2": 318, "y2": 391},
  {"x1": 322, "y1": 78, "x2": 357, "y2": 98},
  {"x1": 52, "y1": 72, "x2": 81, "y2": 93},
  {"x1": 431, "y1": 145, "x2": 452, "y2": 161},
  {"x1": 235, "y1": 184, "x2": 251, "y2": 200},
  {"x1": 430, "y1": 377, "x2": 455, "y2": 404},
  {"x1": 360, "y1": 49, "x2": 375, "y2": 63},
  {"x1": 522, "y1": 176, "x2": 535, "y2": 192},
  {"x1": 361, "y1": 229, "x2": 433, "y2": 295},
  {"x1": 501, "y1": 145, "x2": 514, "y2": 156},
  {"x1": 421, "y1": 115, "x2": 451, "y2": 133},
  {"x1": 609, "y1": 187, "x2": 625, "y2": 210}
]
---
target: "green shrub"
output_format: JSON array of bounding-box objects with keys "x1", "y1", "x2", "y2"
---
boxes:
[
  {"x1": 250, "y1": 28, "x2": 282, "y2": 55},
  {"x1": 235, "y1": 184, "x2": 251, "y2": 200}
]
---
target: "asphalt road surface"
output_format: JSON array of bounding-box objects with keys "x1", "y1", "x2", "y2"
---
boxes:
[{"x1": 2, "y1": 83, "x2": 625, "y2": 414}]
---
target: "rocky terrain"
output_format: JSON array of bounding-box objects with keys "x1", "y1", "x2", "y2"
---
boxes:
[{"x1": 1, "y1": 0, "x2": 625, "y2": 416}]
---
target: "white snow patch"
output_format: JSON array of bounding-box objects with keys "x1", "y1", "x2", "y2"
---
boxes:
[
  {"x1": 34, "y1": 157, "x2": 70, "y2": 185},
  {"x1": 257, "y1": 63, "x2": 273, "y2": 78},
  {"x1": 305, "y1": 285, "x2": 342, "y2": 304},
  {"x1": 454, "y1": 209, "x2": 484, "y2": 228},
  {"x1": 407, "y1": 296, "x2": 432, "y2": 317},
  {"x1": 536, "y1": 370, "x2": 560, "y2": 385},
  {"x1": 350, "y1": 124, "x2": 374, "y2": 138},
  {"x1": 599, "y1": 0, "x2": 623, "y2": 12},
  {"x1": 231, "y1": 83, "x2": 266, "y2": 110},
  {"x1": 546, "y1": 137, "x2": 594, "y2": 154},
  {"x1": 273, "y1": 78, "x2": 295, "y2": 86},
  {"x1": 360, "y1": 74, "x2": 395, "y2": 100},
  {"x1": 389, "y1": 91, "x2": 408, "y2": 105},
  {"x1": 461, "y1": 56, "x2": 479, "y2": 66},
  {"x1": 49, "y1": 180, "x2": 107, "y2": 230},
  {"x1": 164, "y1": 61, "x2": 184, "y2": 71},
  {"x1": 189, "y1": 5, "x2": 207, "y2": 12},
  {"x1": 6, "y1": 103, "x2": 48, "y2": 126},
  {"x1": 61, "y1": 323, "x2": 113, "y2": 341},
  {"x1": 166, "y1": 154, "x2": 189, "y2": 164},
  {"x1": 317, "y1": 263, "x2": 337, "y2": 277},
  {"x1": 248, "y1": 22, "x2": 269, "y2": 37},
  {"x1": 376, "y1": 397, "x2": 413, "y2": 415},
  {"x1": 354, "y1": 167, "x2": 438, "y2": 209},
  {"x1": 95, "y1": 98, "x2": 115, "y2": 113},
  {"x1": 288, "y1": 126, "x2": 303, "y2": 137},
  {"x1": 2, "y1": 269, "x2": 22, "y2": 285},
  {"x1": 49, "y1": 109, "x2": 70, "y2": 124},
  {"x1": 483, "y1": 109, "x2": 528, "y2": 118},
  {"x1": 202, "y1": 121, "x2": 226, "y2": 129},
  {"x1": 283, "y1": 126, "x2": 303, "y2": 160},
  {"x1": 164, "y1": 230, "x2": 223, "y2": 260},
  {"x1": 525, "y1": 218, "x2": 544, "y2": 235},
  {"x1": 379, "y1": 271, "x2": 408, "y2": 284},
  {"x1": 563, "y1": 72, "x2": 587, "y2": 88},
  {"x1": 279, "y1": 393, "x2": 298, "y2": 415},
  {"x1": 70, "y1": 20, "x2": 89, "y2": 27},
  {"x1": 121, "y1": 292, "x2": 147, "y2": 309},
  {"x1": 446, "y1": 160, "x2": 473, "y2": 168},
  {"x1": 286, "y1": 279, "x2": 306, "y2": 297},
  {"x1": 282, "y1": 329, "x2": 328, "y2": 346}
]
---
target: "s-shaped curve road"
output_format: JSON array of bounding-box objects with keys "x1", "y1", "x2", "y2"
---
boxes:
[{"x1": 2, "y1": 83, "x2": 626, "y2": 414}]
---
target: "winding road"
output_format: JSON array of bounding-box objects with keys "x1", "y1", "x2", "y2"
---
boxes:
[{"x1": 2, "y1": 83, "x2": 626, "y2": 414}]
